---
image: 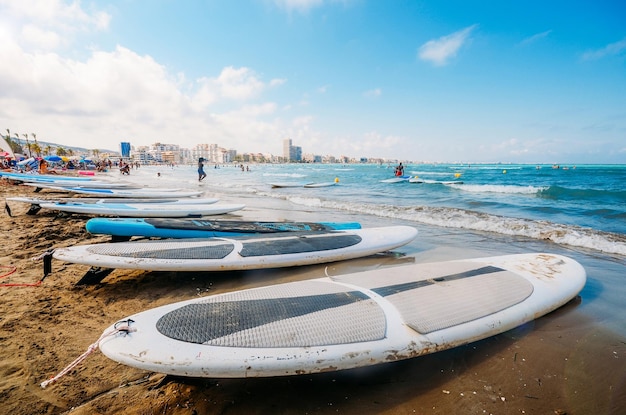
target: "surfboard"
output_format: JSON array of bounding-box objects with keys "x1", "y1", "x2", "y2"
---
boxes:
[
  {"x1": 0, "y1": 171, "x2": 93, "y2": 182},
  {"x1": 7, "y1": 196, "x2": 219, "y2": 206},
  {"x1": 37, "y1": 202, "x2": 245, "y2": 217},
  {"x1": 85, "y1": 218, "x2": 362, "y2": 239},
  {"x1": 23, "y1": 180, "x2": 138, "y2": 189},
  {"x1": 380, "y1": 175, "x2": 411, "y2": 183},
  {"x1": 408, "y1": 177, "x2": 464, "y2": 185},
  {"x1": 26, "y1": 185, "x2": 203, "y2": 198},
  {"x1": 270, "y1": 182, "x2": 314, "y2": 188},
  {"x1": 94, "y1": 253, "x2": 586, "y2": 378},
  {"x1": 51, "y1": 225, "x2": 418, "y2": 271},
  {"x1": 303, "y1": 182, "x2": 337, "y2": 188}
]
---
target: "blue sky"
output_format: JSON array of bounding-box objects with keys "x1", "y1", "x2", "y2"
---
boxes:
[{"x1": 0, "y1": 0, "x2": 624, "y2": 163}]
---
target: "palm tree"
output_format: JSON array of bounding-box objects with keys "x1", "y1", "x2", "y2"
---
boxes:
[
  {"x1": 31, "y1": 142, "x2": 41, "y2": 157},
  {"x1": 3, "y1": 129, "x2": 20, "y2": 154},
  {"x1": 44, "y1": 145, "x2": 52, "y2": 156},
  {"x1": 22, "y1": 133, "x2": 31, "y2": 157},
  {"x1": 13, "y1": 132, "x2": 23, "y2": 154},
  {"x1": 56, "y1": 147, "x2": 67, "y2": 156},
  {"x1": 32, "y1": 133, "x2": 39, "y2": 156}
]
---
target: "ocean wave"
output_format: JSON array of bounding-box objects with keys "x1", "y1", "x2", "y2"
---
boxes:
[
  {"x1": 449, "y1": 184, "x2": 547, "y2": 194},
  {"x1": 268, "y1": 193, "x2": 626, "y2": 256},
  {"x1": 538, "y1": 185, "x2": 626, "y2": 203}
]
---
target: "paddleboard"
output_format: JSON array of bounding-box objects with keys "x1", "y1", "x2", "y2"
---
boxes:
[
  {"x1": 270, "y1": 182, "x2": 313, "y2": 188},
  {"x1": 26, "y1": 185, "x2": 203, "y2": 198},
  {"x1": 7, "y1": 196, "x2": 219, "y2": 206},
  {"x1": 52, "y1": 225, "x2": 418, "y2": 271},
  {"x1": 38, "y1": 202, "x2": 245, "y2": 217},
  {"x1": 94, "y1": 253, "x2": 585, "y2": 378},
  {"x1": 25, "y1": 181, "x2": 138, "y2": 189},
  {"x1": 380, "y1": 175, "x2": 411, "y2": 183},
  {"x1": 303, "y1": 182, "x2": 337, "y2": 188},
  {"x1": 85, "y1": 218, "x2": 362, "y2": 239},
  {"x1": 0, "y1": 171, "x2": 93, "y2": 182},
  {"x1": 408, "y1": 177, "x2": 464, "y2": 185}
]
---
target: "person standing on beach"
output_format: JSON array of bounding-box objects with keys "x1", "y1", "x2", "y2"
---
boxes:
[{"x1": 198, "y1": 158, "x2": 207, "y2": 181}]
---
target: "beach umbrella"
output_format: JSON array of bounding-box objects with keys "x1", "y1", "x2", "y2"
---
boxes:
[
  {"x1": 45, "y1": 155, "x2": 62, "y2": 162},
  {"x1": 0, "y1": 151, "x2": 10, "y2": 157}
]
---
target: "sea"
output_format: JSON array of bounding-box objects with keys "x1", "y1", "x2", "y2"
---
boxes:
[
  {"x1": 133, "y1": 162, "x2": 626, "y2": 256},
  {"x1": 110, "y1": 162, "x2": 626, "y2": 339}
]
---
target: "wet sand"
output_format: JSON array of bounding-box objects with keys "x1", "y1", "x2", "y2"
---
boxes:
[{"x1": 1, "y1": 180, "x2": 625, "y2": 414}]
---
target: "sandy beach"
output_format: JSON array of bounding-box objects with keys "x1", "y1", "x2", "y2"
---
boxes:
[{"x1": 1, "y1": 179, "x2": 625, "y2": 415}]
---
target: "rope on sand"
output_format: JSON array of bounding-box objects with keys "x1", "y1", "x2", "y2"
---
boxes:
[
  {"x1": 0, "y1": 264, "x2": 43, "y2": 287},
  {"x1": 41, "y1": 321, "x2": 136, "y2": 389}
]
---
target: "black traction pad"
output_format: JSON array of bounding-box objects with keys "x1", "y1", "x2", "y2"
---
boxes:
[{"x1": 144, "y1": 218, "x2": 337, "y2": 233}]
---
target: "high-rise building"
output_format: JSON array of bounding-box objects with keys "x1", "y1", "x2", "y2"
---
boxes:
[
  {"x1": 283, "y1": 138, "x2": 302, "y2": 162},
  {"x1": 283, "y1": 138, "x2": 292, "y2": 160}
]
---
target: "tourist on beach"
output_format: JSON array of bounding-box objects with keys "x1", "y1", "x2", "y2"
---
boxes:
[
  {"x1": 38, "y1": 159, "x2": 48, "y2": 174},
  {"x1": 198, "y1": 158, "x2": 207, "y2": 181},
  {"x1": 120, "y1": 161, "x2": 130, "y2": 175}
]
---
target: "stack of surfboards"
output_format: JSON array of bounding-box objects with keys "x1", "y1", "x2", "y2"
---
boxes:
[{"x1": 91, "y1": 252, "x2": 585, "y2": 378}]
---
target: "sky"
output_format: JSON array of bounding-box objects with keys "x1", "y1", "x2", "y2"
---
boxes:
[{"x1": 0, "y1": 0, "x2": 625, "y2": 164}]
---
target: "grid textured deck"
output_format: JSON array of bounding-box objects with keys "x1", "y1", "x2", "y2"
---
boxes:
[{"x1": 156, "y1": 280, "x2": 386, "y2": 347}]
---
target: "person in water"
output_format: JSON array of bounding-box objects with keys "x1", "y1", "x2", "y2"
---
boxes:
[
  {"x1": 198, "y1": 157, "x2": 207, "y2": 181},
  {"x1": 395, "y1": 162, "x2": 404, "y2": 176}
]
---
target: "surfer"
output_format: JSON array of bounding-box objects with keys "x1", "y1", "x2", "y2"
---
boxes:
[
  {"x1": 198, "y1": 158, "x2": 207, "y2": 181},
  {"x1": 395, "y1": 162, "x2": 404, "y2": 177}
]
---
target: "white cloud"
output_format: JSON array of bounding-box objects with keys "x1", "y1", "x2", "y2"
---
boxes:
[
  {"x1": 418, "y1": 24, "x2": 477, "y2": 66},
  {"x1": 0, "y1": 0, "x2": 110, "y2": 51},
  {"x1": 192, "y1": 67, "x2": 284, "y2": 109},
  {"x1": 273, "y1": 0, "x2": 325, "y2": 13},
  {"x1": 582, "y1": 37, "x2": 626, "y2": 60},
  {"x1": 519, "y1": 30, "x2": 552, "y2": 46},
  {"x1": 363, "y1": 88, "x2": 382, "y2": 98},
  {"x1": 21, "y1": 24, "x2": 62, "y2": 49},
  {"x1": 0, "y1": 17, "x2": 290, "y2": 152}
]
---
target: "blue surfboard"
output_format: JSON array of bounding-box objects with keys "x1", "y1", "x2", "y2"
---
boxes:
[{"x1": 86, "y1": 218, "x2": 362, "y2": 239}]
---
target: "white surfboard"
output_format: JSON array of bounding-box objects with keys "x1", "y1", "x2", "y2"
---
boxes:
[
  {"x1": 270, "y1": 182, "x2": 313, "y2": 188},
  {"x1": 26, "y1": 184, "x2": 203, "y2": 198},
  {"x1": 380, "y1": 175, "x2": 410, "y2": 183},
  {"x1": 16, "y1": 179, "x2": 136, "y2": 188},
  {"x1": 52, "y1": 226, "x2": 418, "y2": 271},
  {"x1": 0, "y1": 171, "x2": 93, "y2": 182},
  {"x1": 7, "y1": 196, "x2": 219, "y2": 206},
  {"x1": 94, "y1": 253, "x2": 585, "y2": 378},
  {"x1": 38, "y1": 202, "x2": 244, "y2": 217},
  {"x1": 303, "y1": 182, "x2": 337, "y2": 188},
  {"x1": 408, "y1": 177, "x2": 463, "y2": 185}
]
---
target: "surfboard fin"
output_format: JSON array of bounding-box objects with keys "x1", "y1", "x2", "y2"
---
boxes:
[
  {"x1": 42, "y1": 250, "x2": 54, "y2": 280},
  {"x1": 76, "y1": 267, "x2": 114, "y2": 285},
  {"x1": 26, "y1": 204, "x2": 42, "y2": 215},
  {"x1": 4, "y1": 202, "x2": 11, "y2": 217}
]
